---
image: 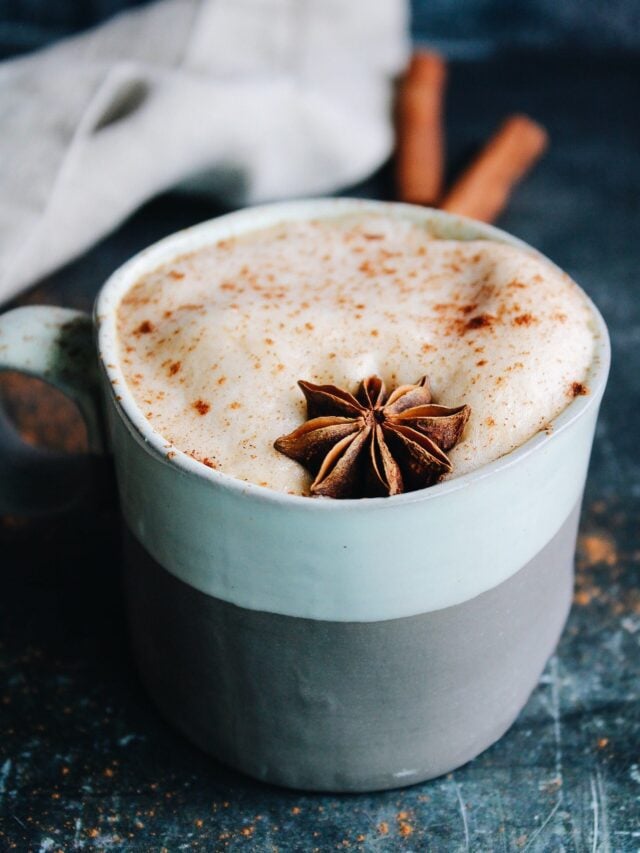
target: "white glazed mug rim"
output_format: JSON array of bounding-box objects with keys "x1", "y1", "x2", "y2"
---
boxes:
[{"x1": 96, "y1": 198, "x2": 610, "y2": 511}]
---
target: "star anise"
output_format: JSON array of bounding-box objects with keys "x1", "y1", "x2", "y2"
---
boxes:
[{"x1": 274, "y1": 375, "x2": 470, "y2": 498}]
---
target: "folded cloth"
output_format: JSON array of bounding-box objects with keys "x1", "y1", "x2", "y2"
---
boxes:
[{"x1": 0, "y1": 0, "x2": 409, "y2": 304}]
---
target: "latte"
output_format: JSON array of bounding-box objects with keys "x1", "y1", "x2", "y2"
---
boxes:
[{"x1": 116, "y1": 212, "x2": 596, "y2": 495}]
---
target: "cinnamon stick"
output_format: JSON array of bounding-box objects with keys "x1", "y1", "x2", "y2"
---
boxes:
[
  {"x1": 440, "y1": 114, "x2": 548, "y2": 223},
  {"x1": 396, "y1": 51, "x2": 447, "y2": 206}
]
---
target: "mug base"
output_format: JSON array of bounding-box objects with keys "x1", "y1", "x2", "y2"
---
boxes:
[{"x1": 124, "y1": 503, "x2": 579, "y2": 793}]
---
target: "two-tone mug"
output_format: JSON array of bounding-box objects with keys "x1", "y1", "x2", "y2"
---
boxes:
[{"x1": 0, "y1": 200, "x2": 610, "y2": 791}]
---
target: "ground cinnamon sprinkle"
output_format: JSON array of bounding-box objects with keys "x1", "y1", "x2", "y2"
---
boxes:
[
  {"x1": 579, "y1": 532, "x2": 618, "y2": 567},
  {"x1": 513, "y1": 312, "x2": 536, "y2": 326},
  {"x1": 396, "y1": 812, "x2": 413, "y2": 837},
  {"x1": 465, "y1": 313, "x2": 496, "y2": 332},
  {"x1": 116, "y1": 213, "x2": 593, "y2": 495},
  {"x1": 570, "y1": 381, "x2": 590, "y2": 397},
  {"x1": 177, "y1": 303, "x2": 204, "y2": 312},
  {"x1": 134, "y1": 320, "x2": 154, "y2": 335},
  {"x1": 193, "y1": 399, "x2": 211, "y2": 415},
  {"x1": 169, "y1": 270, "x2": 185, "y2": 280}
]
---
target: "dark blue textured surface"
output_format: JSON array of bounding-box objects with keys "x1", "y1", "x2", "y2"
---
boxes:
[
  {"x1": 412, "y1": 0, "x2": 640, "y2": 55},
  {"x1": 1, "y1": 12, "x2": 639, "y2": 852}
]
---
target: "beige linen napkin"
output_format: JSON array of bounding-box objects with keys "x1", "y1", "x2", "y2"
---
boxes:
[{"x1": 0, "y1": 0, "x2": 409, "y2": 303}]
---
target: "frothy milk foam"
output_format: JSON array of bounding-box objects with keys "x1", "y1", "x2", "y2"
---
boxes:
[{"x1": 117, "y1": 213, "x2": 596, "y2": 495}]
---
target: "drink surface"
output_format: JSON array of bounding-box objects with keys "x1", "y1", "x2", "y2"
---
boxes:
[{"x1": 117, "y1": 213, "x2": 596, "y2": 495}]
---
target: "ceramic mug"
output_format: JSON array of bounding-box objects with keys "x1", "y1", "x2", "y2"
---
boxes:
[{"x1": 0, "y1": 200, "x2": 610, "y2": 792}]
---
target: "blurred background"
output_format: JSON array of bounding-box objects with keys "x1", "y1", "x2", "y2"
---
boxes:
[
  {"x1": 1, "y1": 0, "x2": 639, "y2": 58},
  {"x1": 1, "y1": 1, "x2": 639, "y2": 850}
]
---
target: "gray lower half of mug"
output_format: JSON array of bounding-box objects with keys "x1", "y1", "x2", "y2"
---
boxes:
[{"x1": 124, "y1": 501, "x2": 579, "y2": 793}]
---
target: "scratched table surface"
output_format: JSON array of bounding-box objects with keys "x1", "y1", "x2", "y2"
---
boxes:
[{"x1": 1, "y1": 49, "x2": 639, "y2": 852}]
